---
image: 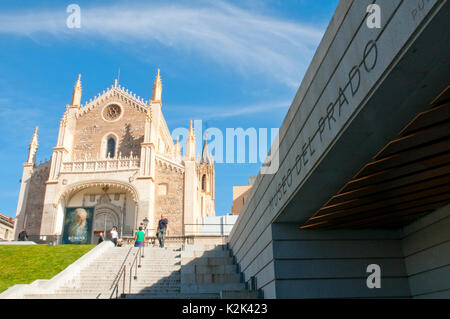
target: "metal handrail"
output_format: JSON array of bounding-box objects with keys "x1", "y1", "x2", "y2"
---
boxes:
[
  {"x1": 109, "y1": 246, "x2": 133, "y2": 290},
  {"x1": 109, "y1": 265, "x2": 126, "y2": 299},
  {"x1": 128, "y1": 246, "x2": 143, "y2": 295},
  {"x1": 108, "y1": 246, "x2": 143, "y2": 299}
]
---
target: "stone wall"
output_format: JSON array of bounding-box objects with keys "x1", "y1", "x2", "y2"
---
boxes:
[
  {"x1": 23, "y1": 161, "x2": 50, "y2": 236},
  {"x1": 228, "y1": 0, "x2": 448, "y2": 298},
  {"x1": 72, "y1": 95, "x2": 146, "y2": 160},
  {"x1": 402, "y1": 204, "x2": 450, "y2": 298},
  {"x1": 154, "y1": 161, "x2": 184, "y2": 236}
]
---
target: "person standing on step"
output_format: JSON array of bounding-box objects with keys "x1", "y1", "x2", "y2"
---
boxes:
[
  {"x1": 97, "y1": 232, "x2": 104, "y2": 245},
  {"x1": 157, "y1": 215, "x2": 169, "y2": 248},
  {"x1": 110, "y1": 226, "x2": 119, "y2": 247},
  {"x1": 134, "y1": 226, "x2": 146, "y2": 247}
]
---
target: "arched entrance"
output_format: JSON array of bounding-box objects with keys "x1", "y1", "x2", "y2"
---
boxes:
[
  {"x1": 92, "y1": 210, "x2": 119, "y2": 242},
  {"x1": 55, "y1": 180, "x2": 140, "y2": 243},
  {"x1": 91, "y1": 194, "x2": 122, "y2": 244}
]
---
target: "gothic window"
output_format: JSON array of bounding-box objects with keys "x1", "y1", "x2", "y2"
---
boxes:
[
  {"x1": 107, "y1": 137, "x2": 116, "y2": 158},
  {"x1": 202, "y1": 174, "x2": 206, "y2": 191}
]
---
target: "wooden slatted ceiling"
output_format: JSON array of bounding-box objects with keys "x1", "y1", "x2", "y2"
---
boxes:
[{"x1": 301, "y1": 86, "x2": 450, "y2": 230}]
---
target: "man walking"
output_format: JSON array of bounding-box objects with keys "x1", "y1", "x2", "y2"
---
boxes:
[{"x1": 157, "y1": 215, "x2": 169, "y2": 248}]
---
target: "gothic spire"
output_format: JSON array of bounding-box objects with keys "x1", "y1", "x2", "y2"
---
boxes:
[
  {"x1": 152, "y1": 68, "x2": 162, "y2": 102},
  {"x1": 185, "y1": 120, "x2": 196, "y2": 161},
  {"x1": 71, "y1": 73, "x2": 82, "y2": 108},
  {"x1": 188, "y1": 120, "x2": 195, "y2": 140},
  {"x1": 26, "y1": 126, "x2": 39, "y2": 164},
  {"x1": 201, "y1": 133, "x2": 210, "y2": 164}
]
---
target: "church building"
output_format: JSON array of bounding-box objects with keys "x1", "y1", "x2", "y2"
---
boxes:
[{"x1": 14, "y1": 70, "x2": 215, "y2": 244}]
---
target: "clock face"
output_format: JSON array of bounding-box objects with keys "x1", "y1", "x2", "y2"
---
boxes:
[{"x1": 103, "y1": 104, "x2": 122, "y2": 121}]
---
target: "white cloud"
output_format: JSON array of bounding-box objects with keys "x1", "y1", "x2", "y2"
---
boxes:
[
  {"x1": 174, "y1": 100, "x2": 290, "y2": 119},
  {"x1": 0, "y1": 1, "x2": 324, "y2": 88},
  {"x1": 164, "y1": 100, "x2": 290, "y2": 129}
]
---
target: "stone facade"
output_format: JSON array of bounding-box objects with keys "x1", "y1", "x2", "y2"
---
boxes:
[
  {"x1": 71, "y1": 95, "x2": 146, "y2": 161},
  {"x1": 154, "y1": 159, "x2": 184, "y2": 236},
  {"x1": 14, "y1": 71, "x2": 215, "y2": 243}
]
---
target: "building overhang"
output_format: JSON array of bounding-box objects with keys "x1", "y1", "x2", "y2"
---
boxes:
[
  {"x1": 258, "y1": 0, "x2": 450, "y2": 230},
  {"x1": 301, "y1": 87, "x2": 450, "y2": 229}
]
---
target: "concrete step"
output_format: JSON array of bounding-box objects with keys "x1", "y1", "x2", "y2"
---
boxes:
[
  {"x1": 220, "y1": 290, "x2": 260, "y2": 299},
  {"x1": 181, "y1": 250, "x2": 231, "y2": 258},
  {"x1": 55, "y1": 289, "x2": 110, "y2": 294},
  {"x1": 139, "y1": 264, "x2": 181, "y2": 267},
  {"x1": 131, "y1": 279, "x2": 180, "y2": 284},
  {"x1": 140, "y1": 258, "x2": 179, "y2": 261},
  {"x1": 136, "y1": 272, "x2": 180, "y2": 276},
  {"x1": 181, "y1": 273, "x2": 241, "y2": 284},
  {"x1": 181, "y1": 257, "x2": 234, "y2": 266},
  {"x1": 135, "y1": 274, "x2": 180, "y2": 278},
  {"x1": 131, "y1": 282, "x2": 180, "y2": 286},
  {"x1": 181, "y1": 283, "x2": 247, "y2": 294},
  {"x1": 130, "y1": 288, "x2": 181, "y2": 294},
  {"x1": 183, "y1": 244, "x2": 226, "y2": 251},
  {"x1": 130, "y1": 286, "x2": 181, "y2": 290},
  {"x1": 131, "y1": 286, "x2": 181, "y2": 291},
  {"x1": 135, "y1": 276, "x2": 179, "y2": 279},
  {"x1": 182, "y1": 264, "x2": 238, "y2": 274}
]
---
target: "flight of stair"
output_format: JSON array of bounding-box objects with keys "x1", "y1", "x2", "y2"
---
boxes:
[
  {"x1": 22, "y1": 244, "x2": 258, "y2": 299},
  {"x1": 124, "y1": 246, "x2": 183, "y2": 298},
  {"x1": 125, "y1": 244, "x2": 257, "y2": 299},
  {"x1": 23, "y1": 246, "x2": 134, "y2": 299}
]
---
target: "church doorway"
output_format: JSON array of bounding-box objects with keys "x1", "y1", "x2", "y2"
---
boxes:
[{"x1": 92, "y1": 207, "x2": 120, "y2": 244}]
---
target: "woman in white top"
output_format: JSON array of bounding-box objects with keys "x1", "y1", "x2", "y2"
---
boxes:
[{"x1": 110, "y1": 226, "x2": 119, "y2": 246}]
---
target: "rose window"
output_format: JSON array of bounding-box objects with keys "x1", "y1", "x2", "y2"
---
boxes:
[{"x1": 103, "y1": 104, "x2": 122, "y2": 121}]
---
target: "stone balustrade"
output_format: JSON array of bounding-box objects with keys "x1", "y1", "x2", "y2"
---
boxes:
[{"x1": 62, "y1": 156, "x2": 140, "y2": 173}]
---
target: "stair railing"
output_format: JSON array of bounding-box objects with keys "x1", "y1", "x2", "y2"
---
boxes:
[
  {"x1": 109, "y1": 265, "x2": 127, "y2": 299},
  {"x1": 107, "y1": 246, "x2": 133, "y2": 299},
  {"x1": 128, "y1": 246, "x2": 144, "y2": 294}
]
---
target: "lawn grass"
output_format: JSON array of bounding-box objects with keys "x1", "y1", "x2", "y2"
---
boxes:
[{"x1": 0, "y1": 245, "x2": 94, "y2": 293}]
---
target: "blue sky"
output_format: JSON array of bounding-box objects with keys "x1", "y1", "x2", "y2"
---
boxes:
[{"x1": 0, "y1": 0, "x2": 339, "y2": 218}]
